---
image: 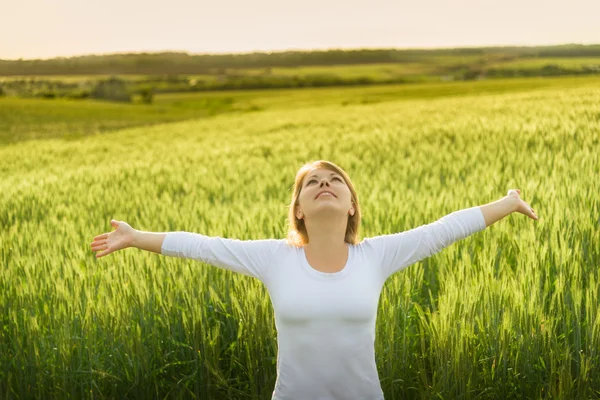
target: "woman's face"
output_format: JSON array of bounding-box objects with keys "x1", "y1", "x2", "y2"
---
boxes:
[{"x1": 297, "y1": 168, "x2": 353, "y2": 220}]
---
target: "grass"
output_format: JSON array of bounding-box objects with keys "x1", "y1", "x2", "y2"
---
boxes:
[{"x1": 1, "y1": 76, "x2": 599, "y2": 399}]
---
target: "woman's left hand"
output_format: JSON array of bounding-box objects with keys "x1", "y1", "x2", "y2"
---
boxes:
[{"x1": 507, "y1": 189, "x2": 539, "y2": 220}]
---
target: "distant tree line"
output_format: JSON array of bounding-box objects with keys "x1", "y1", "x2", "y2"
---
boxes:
[
  {"x1": 0, "y1": 76, "x2": 152, "y2": 103},
  {"x1": 0, "y1": 75, "x2": 388, "y2": 102},
  {"x1": 485, "y1": 63, "x2": 600, "y2": 78},
  {"x1": 0, "y1": 44, "x2": 599, "y2": 76}
]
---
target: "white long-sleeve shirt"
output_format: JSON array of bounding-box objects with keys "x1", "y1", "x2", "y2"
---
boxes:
[{"x1": 161, "y1": 206, "x2": 487, "y2": 400}]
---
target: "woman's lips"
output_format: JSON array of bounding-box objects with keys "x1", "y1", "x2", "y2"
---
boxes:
[{"x1": 315, "y1": 191, "x2": 336, "y2": 199}]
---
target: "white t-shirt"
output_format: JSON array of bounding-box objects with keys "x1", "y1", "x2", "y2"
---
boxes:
[{"x1": 161, "y1": 206, "x2": 487, "y2": 400}]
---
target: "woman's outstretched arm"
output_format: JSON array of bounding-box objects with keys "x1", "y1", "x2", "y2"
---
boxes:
[
  {"x1": 362, "y1": 188, "x2": 539, "y2": 282},
  {"x1": 90, "y1": 220, "x2": 282, "y2": 282}
]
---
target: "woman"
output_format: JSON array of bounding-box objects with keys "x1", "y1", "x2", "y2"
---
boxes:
[{"x1": 90, "y1": 160, "x2": 538, "y2": 400}]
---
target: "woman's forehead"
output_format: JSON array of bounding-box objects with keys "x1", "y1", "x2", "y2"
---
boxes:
[{"x1": 307, "y1": 168, "x2": 338, "y2": 177}]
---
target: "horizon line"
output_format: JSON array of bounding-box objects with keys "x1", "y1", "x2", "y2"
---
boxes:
[{"x1": 3, "y1": 41, "x2": 599, "y2": 62}]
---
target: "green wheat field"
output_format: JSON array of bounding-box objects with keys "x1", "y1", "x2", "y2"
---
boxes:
[{"x1": 1, "y1": 76, "x2": 599, "y2": 399}]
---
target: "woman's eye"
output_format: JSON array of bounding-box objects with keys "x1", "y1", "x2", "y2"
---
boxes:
[{"x1": 307, "y1": 177, "x2": 342, "y2": 185}]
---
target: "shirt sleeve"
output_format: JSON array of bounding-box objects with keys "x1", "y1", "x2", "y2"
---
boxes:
[
  {"x1": 363, "y1": 206, "x2": 487, "y2": 282},
  {"x1": 160, "y1": 231, "x2": 281, "y2": 283}
]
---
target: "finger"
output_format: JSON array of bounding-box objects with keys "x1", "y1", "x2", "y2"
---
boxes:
[
  {"x1": 91, "y1": 243, "x2": 107, "y2": 251},
  {"x1": 93, "y1": 233, "x2": 108, "y2": 240},
  {"x1": 96, "y1": 249, "x2": 109, "y2": 258}
]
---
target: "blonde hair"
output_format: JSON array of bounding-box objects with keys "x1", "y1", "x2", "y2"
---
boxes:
[{"x1": 285, "y1": 160, "x2": 362, "y2": 248}]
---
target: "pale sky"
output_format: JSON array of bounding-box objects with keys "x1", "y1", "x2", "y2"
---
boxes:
[{"x1": 2, "y1": 0, "x2": 599, "y2": 60}]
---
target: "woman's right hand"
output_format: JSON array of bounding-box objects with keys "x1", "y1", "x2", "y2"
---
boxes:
[{"x1": 91, "y1": 219, "x2": 137, "y2": 258}]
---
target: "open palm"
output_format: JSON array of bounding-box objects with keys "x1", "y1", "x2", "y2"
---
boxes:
[{"x1": 91, "y1": 219, "x2": 136, "y2": 258}]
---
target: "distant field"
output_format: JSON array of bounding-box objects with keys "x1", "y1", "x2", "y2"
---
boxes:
[
  {"x1": 175, "y1": 75, "x2": 600, "y2": 110},
  {"x1": 239, "y1": 60, "x2": 456, "y2": 80},
  {"x1": 2, "y1": 75, "x2": 599, "y2": 146}
]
